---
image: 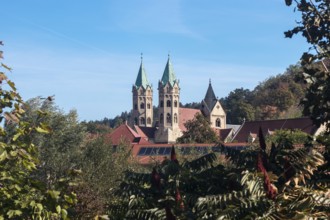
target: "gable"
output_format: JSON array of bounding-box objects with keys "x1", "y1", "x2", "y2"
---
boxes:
[{"x1": 210, "y1": 100, "x2": 226, "y2": 116}]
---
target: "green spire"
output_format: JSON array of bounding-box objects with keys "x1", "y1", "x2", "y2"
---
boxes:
[
  {"x1": 135, "y1": 55, "x2": 150, "y2": 89},
  {"x1": 161, "y1": 55, "x2": 177, "y2": 87}
]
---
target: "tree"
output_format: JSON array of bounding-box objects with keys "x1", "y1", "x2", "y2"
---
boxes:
[
  {"x1": 0, "y1": 43, "x2": 76, "y2": 219},
  {"x1": 266, "y1": 129, "x2": 310, "y2": 147},
  {"x1": 111, "y1": 129, "x2": 329, "y2": 219},
  {"x1": 177, "y1": 113, "x2": 219, "y2": 144},
  {"x1": 221, "y1": 88, "x2": 255, "y2": 123},
  {"x1": 285, "y1": 0, "x2": 330, "y2": 133},
  {"x1": 18, "y1": 97, "x2": 86, "y2": 188}
]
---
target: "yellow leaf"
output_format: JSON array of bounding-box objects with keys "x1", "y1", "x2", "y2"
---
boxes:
[{"x1": 35, "y1": 126, "x2": 50, "y2": 134}]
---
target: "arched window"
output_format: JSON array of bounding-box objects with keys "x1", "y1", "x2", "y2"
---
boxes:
[
  {"x1": 134, "y1": 117, "x2": 138, "y2": 125},
  {"x1": 140, "y1": 103, "x2": 145, "y2": 109},
  {"x1": 160, "y1": 101, "x2": 164, "y2": 107},
  {"x1": 166, "y1": 113, "x2": 171, "y2": 124},
  {"x1": 160, "y1": 114, "x2": 164, "y2": 124},
  {"x1": 140, "y1": 117, "x2": 145, "y2": 125},
  {"x1": 166, "y1": 100, "x2": 171, "y2": 107},
  {"x1": 174, "y1": 100, "x2": 178, "y2": 107},
  {"x1": 174, "y1": 113, "x2": 178, "y2": 123},
  {"x1": 216, "y1": 118, "x2": 221, "y2": 127},
  {"x1": 147, "y1": 117, "x2": 151, "y2": 125},
  {"x1": 147, "y1": 103, "x2": 151, "y2": 109}
]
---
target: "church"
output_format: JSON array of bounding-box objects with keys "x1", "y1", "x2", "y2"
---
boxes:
[
  {"x1": 106, "y1": 55, "x2": 325, "y2": 164},
  {"x1": 129, "y1": 55, "x2": 228, "y2": 143}
]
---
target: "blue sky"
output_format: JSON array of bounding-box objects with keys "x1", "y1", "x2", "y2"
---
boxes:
[{"x1": 1, "y1": 0, "x2": 307, "y2": 121}]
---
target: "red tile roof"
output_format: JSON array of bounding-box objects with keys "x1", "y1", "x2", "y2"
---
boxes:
[
  {"x1": 106, "y1": 123, "x2": 150, "y2": 146},
  {"x1": 179, "y1": 108, "x2": 201, "y2": 131},
  {"x1": 214, "y1": 128, "x2": 233, "y2": 142},
  {"x1": 232, "y1": 117, "x2": 318, "y2": 143}
]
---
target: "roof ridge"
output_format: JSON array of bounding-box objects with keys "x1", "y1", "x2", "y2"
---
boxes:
[{"x1": 125, "y1": 123, "x2": 141, "y2": 138}]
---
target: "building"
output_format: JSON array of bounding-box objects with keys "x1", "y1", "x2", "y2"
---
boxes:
[
  {"x1": 106, "y1": 56, "x2": 326, "y2": 164},
  {"x1": 130, "y1": 55, "x2": 228, "y2": 144},
  {"x1": 232, "y1": 117, "x2": 326, "y2": 143}
]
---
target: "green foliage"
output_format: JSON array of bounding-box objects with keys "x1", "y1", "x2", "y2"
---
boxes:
[
  {"x1": 19, "y1": 97, "x2": 144, "y2": 218},
  {"x1": 177, "y1": 113, "x2": 219, "y2": 144},
  {"x1": 221, "y1": 65, "x2": 306, "y2": 123},
  {"x1": 285, "y1": 0, "x2": 330, "y2": 134},
  {"x1": 266, "y1": 129, "x2": 310, "y2": 146},
  {"x1": 221, "y1": 88, "x2": 255, "y2": 124},
  {"x1": 82, "y1": 120, "x2": 112, "y2": 134},
  {"x1": 0, "y1": 43, "x2": 76, "y2": 219},
  {"x1": 86, "y1": 111, "x2": 131, "y2": 129},
  {"x1": 78, "y1": 136, "x2": 142, "y2": 218},
  {"x1": 112, "y1": 127, "x2": 329, "y2": 219},
  {"x1": 18, "y1": 97, "x2": 86, "y2": 189}
]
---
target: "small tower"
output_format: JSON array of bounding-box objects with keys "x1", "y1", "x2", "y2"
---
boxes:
[
  {"x1": 155, "y1": 55, "x2": 181, "y2": 143},
  {"x1": 131, "y1": 55, "x2": 153, "y2": 127},
  {"x1": 201, "y1": 79, "x2": 226, "y2": 129}
]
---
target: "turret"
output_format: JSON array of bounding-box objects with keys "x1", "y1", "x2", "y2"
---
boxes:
[
  {"x1": 132, "y1": 55, "x2": 153, "y2": 127},
  {"x1": 155, "y1": 55, "x2": 181, "y2": 143}
]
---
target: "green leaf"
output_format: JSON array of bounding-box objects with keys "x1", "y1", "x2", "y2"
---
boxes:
[
  {"x1": 61, "y1": 209, "x2": 68, "y2": 219},
  {"x1": 35, "y1": 126, "x2": 50, "y2": 134},
  {"x1": 7, "y1": 210, "x2": 22, "y2": 218},
  {"x1": 12, "y1": 133, "x2": 21, "y2": 141},
  {"x1": 56, "y1": 205, "x2": 61, "y2": 214},
  {"x1": 7, "y1": 80, "x2": 15, "y2": 90},
  {"x1": 1, "y1": 63, "x2": 12, "y2": 72},
  {"x1": 48, "y1": 190, "x2": 61, "y2": 200},
  {"x1": 36, "y1": 203, "x2": 43, "y2": 211},
  {"x1": 0, "y1": 151, "x2": 8, "y2": 161}
]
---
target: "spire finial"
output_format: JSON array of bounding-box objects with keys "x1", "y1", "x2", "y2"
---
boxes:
[
  {"x1": 209, "y1": 78, "x2": 211, "y2": 84},
  {"x1": 141, "y1": 53, "x2": 143, "y2": 62},
  {"x1": 168, "y1": 51, "x2": 171, "y2": 60}
]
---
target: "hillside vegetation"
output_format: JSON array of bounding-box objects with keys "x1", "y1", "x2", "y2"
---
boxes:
[
  {"x1": 91, "y1": 64, "x2": 306, "y2": 128},
  {"x1": 221, "y1": 64, "x2": 306, "y2": 124}
]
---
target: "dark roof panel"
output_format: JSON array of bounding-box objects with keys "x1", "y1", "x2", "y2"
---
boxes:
[{"x1": 233, "y1": 117, "x2": 318, "y2": 142}]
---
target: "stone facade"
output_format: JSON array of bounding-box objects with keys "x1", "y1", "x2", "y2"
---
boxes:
[
  {"x1": 132, "y1": 56, "x2": 226, "y2": 143},
  {"x1": 154, "y1": 57, "x2": 182, "y2": 143},
  {"x1": 131, "y1": 59, "x2": 153, "y2": 127},
  {"x1": 201, "y1": 81, "x2": 226, "y2": 129}
]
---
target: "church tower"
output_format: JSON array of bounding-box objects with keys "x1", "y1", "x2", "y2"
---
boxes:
[
  {"x1": 131, "y1": 56, "x2": 153, "y2": 127},
  {"x1": 201, "y1": 80, "x2": 226, "y2": 129},
  {"x1": 154, "y1": 56, "x2": 181, "y2": 143}
]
